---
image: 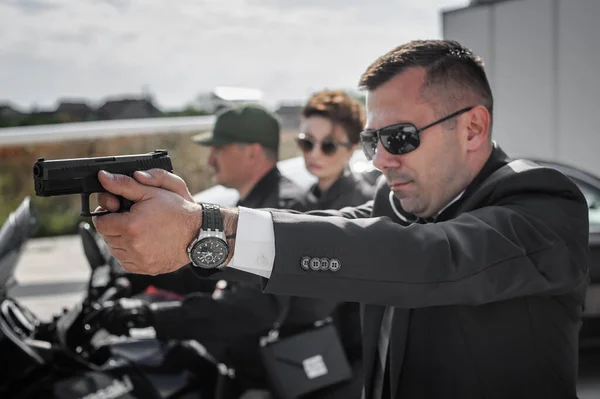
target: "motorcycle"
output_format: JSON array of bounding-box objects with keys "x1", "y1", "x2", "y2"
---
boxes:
[{"x1": 0, "y1": 197, "x2": 237, "y2": 399}]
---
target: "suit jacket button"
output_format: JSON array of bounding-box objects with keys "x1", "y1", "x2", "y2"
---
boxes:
[
  {"x1": 320, "y1": 258, "x2": 330, "y2": 270},
  {"x1": 329, "y1": 258, "x2": 341, "y2": 272},
  {"x1": 301, "y1": 256, "x2": 311, "y2": 270},
  {"x1": 310, "y1": 257, "x2": 321, "y2": 271}
]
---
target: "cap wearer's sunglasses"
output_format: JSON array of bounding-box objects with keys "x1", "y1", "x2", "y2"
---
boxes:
[
  {"x1": 359, "y1": 106, "x2": 474, "y2": 160},
  {"x1": 296, "y1": 133, "x2": 353, "y2": 156}
]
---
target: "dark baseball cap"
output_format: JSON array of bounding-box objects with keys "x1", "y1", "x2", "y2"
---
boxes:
[{"x1": 192, "y1": 104, "x2": 281, "y2": 149}]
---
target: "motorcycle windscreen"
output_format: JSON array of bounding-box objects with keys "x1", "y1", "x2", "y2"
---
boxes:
[{"x1": 0, "y1": 197, "x2": 37, "y2": 294}]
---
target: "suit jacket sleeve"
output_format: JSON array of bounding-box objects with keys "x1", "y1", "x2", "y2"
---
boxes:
[
  {"x1": 262, "y1": 168, "x2": 590, "y2": 307},
  {"x1": 187, "y1": 200, "x2": 375, "y2": 282}
]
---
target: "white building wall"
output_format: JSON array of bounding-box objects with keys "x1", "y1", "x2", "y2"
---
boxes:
[
  {"x1": 492, "y1": 0, "x2": 555, "y2": 160},
  {"x1": 443, "y1": 0, "x2": 600, "y2": 174},
  {"x1": 557, "y1": 0, "x2": 600, "y2": 174},
  {"x1": 442, "y1": 5, "x2": 495, "y2": 84}
]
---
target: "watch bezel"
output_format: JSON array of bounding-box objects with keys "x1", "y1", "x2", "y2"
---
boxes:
[{"x1": 188, "y1": 236, "x2": 229, "y2": 269}]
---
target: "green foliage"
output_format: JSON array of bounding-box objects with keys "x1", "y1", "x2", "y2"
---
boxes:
[
  {"x1": 33, "y1": 199, "x2": 84, "y2": 237},
  {"x1": 18, "y1": 114, "x2": 64, "y2": 126},
  {"x1": 0, "y1": 114, "x2": 64, "y2": 127}
]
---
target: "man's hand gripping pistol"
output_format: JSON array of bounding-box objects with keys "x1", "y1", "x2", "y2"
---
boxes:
[{"x1": 32, "y1": 149, "x2": 173, "y2": 217}]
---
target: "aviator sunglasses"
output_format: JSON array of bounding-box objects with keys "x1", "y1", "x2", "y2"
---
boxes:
[
  {"x1": 359, "y1": 106, "x2": 474, "y2": 160},
  {"x1": 296, "y1": 133, "x2": 353, "y2": 156}
]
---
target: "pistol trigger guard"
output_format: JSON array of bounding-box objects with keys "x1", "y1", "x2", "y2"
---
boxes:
[
  {"x1": 80, "y1": 193, "x2": 112, "y2": 217},
  {"x1": 80, "y1": 194, "x2": 117, "y2": 217},
  {"x1": 82, "y1": 209, "x2": 113, "y2": 217},
  {"x1": 79, "y1": 195, "x2": 134, "y2": 217},
  {"x1": 80, "y1": 193, "x2": 92, "y2": 217}
]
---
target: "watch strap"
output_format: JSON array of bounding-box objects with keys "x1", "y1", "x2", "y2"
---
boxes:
[{"x1": 201, "y1": 203, "x2": 223, "y2": 232}]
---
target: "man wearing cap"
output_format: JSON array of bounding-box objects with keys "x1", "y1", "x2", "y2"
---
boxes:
[
  {"x1": 99, "y1": 105, "x2": 360, "y2": 397},
  {"x1": 192, "y1": 104, "x2": 314, "y2": 210}
]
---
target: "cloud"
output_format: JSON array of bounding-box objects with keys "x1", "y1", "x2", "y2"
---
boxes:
[
  {"x1": 0, "y1": 0, "x2": 470, "y2": 110},
  {"x1": 49, "y1": 26, "x2": 110, "y2": 45},
  {"x1": 99, "y1": 0, "x2": 131, "y2": 12},
  {"x1": 3, "y1": 0, "x2": 61, "y2": 14}
]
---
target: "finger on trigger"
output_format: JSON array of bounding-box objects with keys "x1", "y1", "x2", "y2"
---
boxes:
[{"x1": 96, "y1": 193, "x2": 120, "y2": 211}]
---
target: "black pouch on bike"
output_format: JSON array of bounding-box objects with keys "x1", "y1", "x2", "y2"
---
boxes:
[{"x1": 258, "y1": 298, "x2": 352, "y2": 399}]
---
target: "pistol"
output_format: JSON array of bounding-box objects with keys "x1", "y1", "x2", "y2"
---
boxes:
[{"x1": 33, "y1": 149, "x2": 173, "y2": 217}]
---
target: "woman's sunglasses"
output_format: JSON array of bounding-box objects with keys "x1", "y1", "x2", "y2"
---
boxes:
[
  {"x1": 296, "y1": 133, "x2": 353, "y2": 156},
  {"x1": 359, "y1": 106, "x2": 474, "y2": 160}
]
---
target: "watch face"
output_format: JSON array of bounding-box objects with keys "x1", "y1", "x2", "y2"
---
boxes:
[{"x1": 191, "y1": 237, "x2": 228, "y2": 268}]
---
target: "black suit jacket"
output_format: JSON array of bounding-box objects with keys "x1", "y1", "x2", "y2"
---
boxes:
[{"x1": 257, "y1": 146, "x2": 590, "y2": 399}]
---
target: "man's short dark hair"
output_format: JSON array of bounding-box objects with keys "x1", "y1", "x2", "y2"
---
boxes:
[
  {"x1": 358, "y1": 40, "x2": 494, "y2": 132},
  {"x1": 302, "y1": 89, "x2": 366, "y2": 144}
]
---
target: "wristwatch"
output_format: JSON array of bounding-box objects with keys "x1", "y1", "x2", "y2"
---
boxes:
[{"x1": 187, "y1": 203, "x2": 229, "y2": 269}]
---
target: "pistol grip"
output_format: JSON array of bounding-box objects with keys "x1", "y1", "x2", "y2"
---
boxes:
[{"x1": 118, "y1": 196, "x2": 134, "y2": 213}]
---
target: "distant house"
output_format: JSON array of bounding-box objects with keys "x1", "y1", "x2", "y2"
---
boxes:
[
  {"x1": 192, "y1": 87, "x2": 264, "y2": 114},
  {"x1": 55, "y1": 100, "x2": 95, "y2": 122},
  {"x1": 0, "y1": 103, "x2": 23, "y2": 121},
  {"x1": 470, "y1": 0, "x2": 510, "y2": 4},
  {"x1": 96, "y1": 97, "x2": 161, "y2": 120}
]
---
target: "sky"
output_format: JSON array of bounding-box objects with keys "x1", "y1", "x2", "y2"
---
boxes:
[{"x1": 0, "y1": 0, "x2": 470, "y2": 111}]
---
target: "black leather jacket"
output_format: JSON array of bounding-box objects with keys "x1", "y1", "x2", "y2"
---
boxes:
[{"x1": 305, "y1": 167, "x2": 376, "y2": 211}]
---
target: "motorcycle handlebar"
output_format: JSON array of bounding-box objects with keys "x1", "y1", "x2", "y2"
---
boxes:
[{"x1": 96, "y1": 277, "x2": 132, "y2": 304}]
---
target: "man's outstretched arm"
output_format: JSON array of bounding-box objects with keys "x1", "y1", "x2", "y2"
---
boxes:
[
  {"x1": 91, "y1": 168, "x2": 372, "y2": 280},
  {"x1": 93, "y1": 167, "x2": 589, "y2": 308}
]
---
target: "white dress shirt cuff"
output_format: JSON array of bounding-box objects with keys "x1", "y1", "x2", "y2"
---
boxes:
[{"x1": 226, "y1": 206, "x2": 275, "y2": 279}]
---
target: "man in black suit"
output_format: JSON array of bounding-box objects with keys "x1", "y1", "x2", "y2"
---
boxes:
[{"x1": 93, "y1": 40, "x2": 590, "y2": 399}]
